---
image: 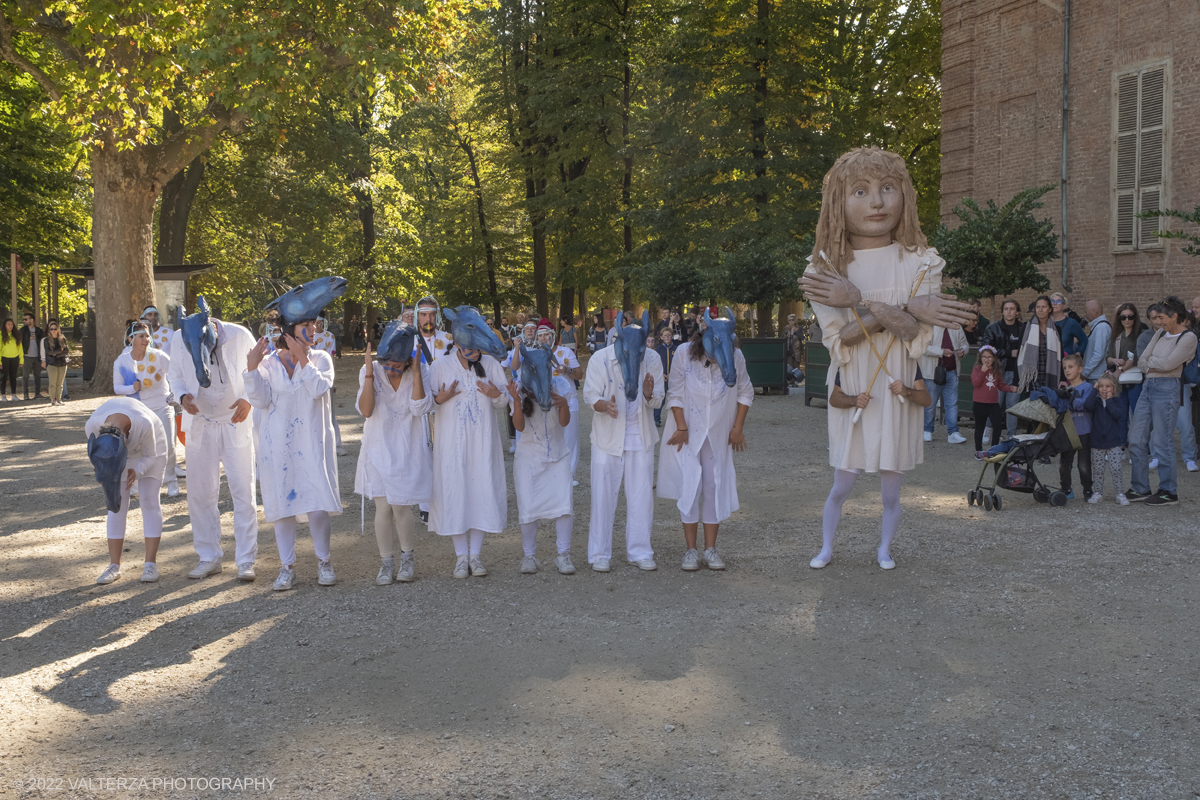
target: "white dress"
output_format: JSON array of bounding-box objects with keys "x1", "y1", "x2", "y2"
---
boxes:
[
  {"x1": 513, "y1": 375, "x2": 574, "y2": 524},
  {"x1": 244, "y1": 349, "x2": 342, "y2": 522},
  {"x1": 806, "y1": 244, "x2": 942, "y2": 473},
  {"x1": 353, "y1": 363, "x2": 434, "y2": 505},
  {"x1": 428, "y1": 351, "x2": 509, "y2": 535},
  {"x1": 657, "y1": 343, "x2": 754, "y2": 523}
]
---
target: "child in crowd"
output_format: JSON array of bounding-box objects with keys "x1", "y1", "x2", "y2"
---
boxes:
[
  {"x1": 971, "y1": 345, "x2": 1016, "y2": 458},
  {"x1": 1084, "y1": 372, "x2": 1130, "y2": 505},
  {"x1": 1058, "y1": 353, "x2": 1094, "y2": 500}
]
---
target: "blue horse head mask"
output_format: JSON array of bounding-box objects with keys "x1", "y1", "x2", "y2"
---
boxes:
[
  {"x1": 443, "y1": 306, "x2": 506, "y2": 360},
  {"x1": 519, "y1": 342, "x2": 558, "y2": 412},
  {"x1": 612, "y1": 310, "x2": 651, "y2": 401},
  {"x1": 265, "y1": 276, "x2": 349, "y2": 338},
  {"x1": 180, "y1": 296, "x2": 218, "y2": 388},
  {"x1": 375, "y1": 320, "x2": 427, "y2": 367},
  {"x1": 87, "y1": 427, "x2": 128, "y2": 513},
  {"x1": 702, "y1": 306, "x2": 738, "y2": 387}
]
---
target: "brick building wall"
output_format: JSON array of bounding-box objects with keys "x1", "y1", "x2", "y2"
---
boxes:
[{"x1": 941, "y1": 0, "x2": 1200, "y2": 318}]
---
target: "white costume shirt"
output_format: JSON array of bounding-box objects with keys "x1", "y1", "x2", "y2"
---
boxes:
[
  {"x1": 353, "y1": 362, "x2": 435, "y2": 505},
  {"x1": 113, "y1": 348, "x2": 172, "y2": 411},
  {"x1": 513, "y1": 375, "x2": 574, "y2": 524},
  {"x1": 150, "y1": 325, "x2": 172, "y2": 355},
  {"x1": 419, "y1": 331, "x2": 452, "y2": 364},
  {"x1": 167, "y1": 321, "x2": 257, "y2": 450},
  {"x1": 86, "y1": 397, "x2": 168, "y2": 482},
  {"x1": 582, "y1": 346, "x2": 664, "y2": 457},
  {"x1": 427, "y1": 351, "x2": 509, "y2": 535},
  {"x1": 312, "y1": 330, "x2": 337, "y2": 356},
  {"x1": 656, "y1": 343, "x2": 754, "y2": 523},
  {"x1": 244, "y1": 349, "x2": 342, "y2": 522}
]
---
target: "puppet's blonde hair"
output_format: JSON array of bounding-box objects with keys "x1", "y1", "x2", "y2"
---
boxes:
[{"x1": 812, "y1": 147, "x2": 927, "y2": 275}]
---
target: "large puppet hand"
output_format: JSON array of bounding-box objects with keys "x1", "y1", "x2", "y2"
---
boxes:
[
  {"x1": 799, "y1": 271, "x2": 862, "y2": 309},
  {"x1": 908, "y1": 293, "x2": 976, "y2": 330},
  {"x1": 865, "y1": 300, "x2": 920, "y2": 341}
]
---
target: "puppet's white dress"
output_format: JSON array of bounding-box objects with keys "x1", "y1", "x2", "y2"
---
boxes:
[
  {"x1": 353, "y1": 363, "x2": 435, "y2": 505},
  {"x1": 805, "y1": 244, "x2": 942, "y2": 473},
  {"x1": 244, "y1": 349, "x2": 342, "y2": 522},
  {"x1": 513, "y1": 375, "x2": 574, "y2": 524},
  {"x1": 428, "y1": 353, "x2": 509, "y2": 536}
]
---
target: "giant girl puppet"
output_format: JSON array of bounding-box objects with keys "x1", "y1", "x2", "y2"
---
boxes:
[
  {"x1": 799, "y1": 147, "x2": 974, "y2": 570},
  {"x1": 245, "y1": 276, "x2": 348, "y2": 591}
]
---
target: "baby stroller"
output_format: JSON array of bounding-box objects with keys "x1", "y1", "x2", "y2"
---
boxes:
[{"x1": 967, "y1": 391, "x2": 1083, "y2": 511}]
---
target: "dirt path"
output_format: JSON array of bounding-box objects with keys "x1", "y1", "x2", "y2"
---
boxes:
[{"x1": 1, "y1": 367, "x2": 1196, "y2": 799}]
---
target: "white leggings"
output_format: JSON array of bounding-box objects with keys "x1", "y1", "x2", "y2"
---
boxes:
[
  {"x1": 107, "y1": 478, "x2": 163, "y2": 539},
  {"x1": 450, "y1": 530, "x2": 486, "y2": 558},
  {"x1": 374, "y1": 499, "x2": 416, "y2": 558},
  {"x1": 520, "y1": 514, "x2": 573, "y2": 557},
  {"x1": 274, "y1": 511, "x2": 333, "y2": 566},
  {"x1": 681, "y1": 438, "x2": 719, "y2": 525}
]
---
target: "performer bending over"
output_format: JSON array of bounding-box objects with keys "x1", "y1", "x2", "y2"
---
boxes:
[
  {"x1": 85, "y1": 396, "x2": 168, "y2": 584},
  {"x1": 508, "y1": 343, "x2": 576, "y2": 575},
  {"x1": 800, "y1": 147, "x2": 972, "y2": 570},
  {"x1": 354, "y1": 321, "x2": 433, "y2": 584},
  {"x1": 428, "y1": 306, "x2": 510, "y2": 578},
  {"x1": 658, "y1": 309, "x2": 753, "y2": 571}
]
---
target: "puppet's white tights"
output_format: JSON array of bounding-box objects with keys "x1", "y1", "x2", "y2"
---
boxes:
[
  {"x1": 451, "y1": 530, "x2": 486, "y2": 558},
  {"x1": 374, "y1": 499, "x2": 416, "y2": 558},
  {"x1": 520, "y1": 515, "x2": 573, "y2": 557},
  {"x1": 817, "y1": 469, "x2": 903, "y2": 563},
  {"x1": 274, "y1": 511, "x2": 332, "y2": 566}
]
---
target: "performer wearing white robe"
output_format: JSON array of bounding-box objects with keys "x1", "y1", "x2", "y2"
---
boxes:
[
  {"x1": 245, "y1": 328, "x2": 342, "y2": 589},
  {"x1": 428, "y1": 345, "x2": 509, "y2": 577},
  {"x1": 511, "y1": 374, "x2": 575, "y2": 574},
  {"x1": 312, "y1": 321, "x2": 345, "y2": 455},
  {"x1": 85, "y1": 397, "x2": 168, "y2": 584},
  {"x1": 168, "y1": 319, "x2": 259, "y2": 580},
  {"x1": 582, "y1": 345, "x2": 664, "y2": 571},
  {"x1": 354, "y1": 355, "x2": 434, "y2": 584},
  {"x1": 113, "y1": 326, "x2": 177, "y2": 494}
]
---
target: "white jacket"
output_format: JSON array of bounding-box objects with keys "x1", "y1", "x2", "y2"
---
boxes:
[
  {"x1": 582, "y1": 346, "x2": 664, "y2": 458},
  {"x1": 920, "y1": 326, "x2": 969, "y2": 377}
]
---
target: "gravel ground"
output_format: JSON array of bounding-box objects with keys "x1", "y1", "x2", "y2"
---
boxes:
[{"x1": 1, "y1": 366, "x2": 1197, "y2": 800}]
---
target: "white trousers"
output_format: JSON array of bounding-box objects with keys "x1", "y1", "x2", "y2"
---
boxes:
[
  {"x1": 274, "y1": 510, "x2": 332, "y2": 565},
  {"x1": 680, "y1": 437, "x2": 719, "y2": 525},
  {"x1": 186, "y1": 422, "x2": 258, "y2": 565},
  {"x1": 566, "y1": 400, "x2": 580, "y2": 480},
  {"x1": 521, "y1": 514, "x2": 573, "y2": 557},
  {"x1": 151, "y1": 404, "x2": 177, "y2": 483},
  {"x1": 108, "y1": 478, "x2": 163, "y2": 539},
  {"x1": 587, "y1": 447, "x2": 655, "y2": 563}
]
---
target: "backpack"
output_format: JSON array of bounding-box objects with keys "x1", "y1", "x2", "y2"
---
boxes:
[{"x1": 1183, "y1": 335, "x2": 1200, "y2": 385}]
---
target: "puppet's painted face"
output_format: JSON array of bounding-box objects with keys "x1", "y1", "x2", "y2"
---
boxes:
[
  {"x1": 376, "y1": 320, "x2": 417, "y2": 365},
  {"x1": 265, "y1": 276, "x2": 348, "y2": 327},
  {"x1": 88, "y1": 427, "x2": 128, "y2": 513},
  {"x1": 844, "y1": 175, "x2": 903, "y2": 245}
]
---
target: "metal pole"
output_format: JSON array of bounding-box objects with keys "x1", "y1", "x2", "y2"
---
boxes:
[
  {"x1": 9, "y1": 253, "x2": 16, "y2": 319},
  {"x1": 1060, "y1": 0, "x2": 1071, "y2": 290}
]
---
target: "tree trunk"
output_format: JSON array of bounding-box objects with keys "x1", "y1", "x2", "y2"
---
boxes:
[
  {"x1": 530, "y1": 179, "x2": 548, "y2": 319},
  {"x1": 621, "y1": 45, "x2": 634, "y2": 312},
  {"x1": 91, "y1": 146, "x2": 160, "y2": 390},
  {"x1": 756, "y1": 300, "x2": 775, "y2": 337},
  {"x1": 577, "y1": 287, "x2": 587, "y2": 323},
  {"x1": 559, "y1": 286, "x2": 575, "y2": 323},
  {"x1": 460, "y1": 134, "x2": 502, "y2": 328}
]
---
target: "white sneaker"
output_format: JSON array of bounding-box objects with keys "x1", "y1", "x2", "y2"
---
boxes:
[
  {"x1": 273, "y1": 566, "x2": 295, "y2": 591},
  {"x1": 592, "y1": 558, "x2": 611, "y2": 573},
  {"x1": 631, "y1": 558, "x2": 657, "y2": 571},
  {"x1": 555, "y1": 553, "x2": 576, "y2": 574},
  {"x1": 571, "y1": 480, "x2": 580, "y2": 487},
  {"x1": 335, "y1": 446, "x2": 347, "y2": 456},
  {"x1": 1149, "y1": 458, "x2": 1160, "y2": 469},
  {"x1": 947, "y1": 432, "x2": 967, "y2": 444},
  {"x1": 187, "y1": 560, "x2": 222, "y2": 579},
  {"x1": 377, "y1": 557, "x2": 395, "y2": 585},
  {"x1": 923, "y1": 431, "x2": 932, "y2": 442},
  {"x1": 701, "y1": 547, "x2": 726, "y2": 570},
  {"x1": 317, "y1": 559, "x2": 336, "y2": 586},
  {"x1": 396, "y1": 551, "x2": 415, "y2": 582},
  {"x1": 469, "y1": 558, "x2": 488, "y2": 577},
  {"x1": 166, "y1": 482, "x2": 179, "y2": 497},
  {"x1": 809, "y1": 553, "x2": 832, "y2": 569},
  {"x1": 1188, "y1": 461, "x2": 1199, "y2": 473},
  {"x1": 96, "y1": 563, "x2": 121, "y2": 584},
  {"x1": 508, "y1": 443, "x2": 516, "y2": 454},
  {"x1": 878, "y1": 556, "x2": 896, "y2": 570},
  {"x1": 237, "y1": 563, "x2": 256, "y2": 581},
  {"x1": 174, "y1": 465, "x2": 187, "y2": 477},
  {"x1": 1088, "y1": 493, "x2": 1103, "y2": 504},
  {"x1": 520, "y1": 555, "x2": 539, "y2": 574},
  {"x1": 140, "y1": 563, "x2": 159, "y2": 582},
  {"x1": 681, "y1": 549, "x2": 700, "y2": 571},
  {"x1": 1116, "y1": 493, "x2": 1130, "y2": 506},
  {"x1": 453, "y1": 556, "x2": 470, "y2": 579}
]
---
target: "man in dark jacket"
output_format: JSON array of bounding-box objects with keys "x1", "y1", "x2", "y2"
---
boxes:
[
  {"x1": 981, "y1": 299, "x2": 1026, "y2": 440},
  {"x1": 19, "y1": 313, "x2": 44, "y2": 400}
]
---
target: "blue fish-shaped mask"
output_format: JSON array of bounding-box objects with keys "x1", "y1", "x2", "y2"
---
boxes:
[
  {"x1": 612, "y1": 310, "x2": 651, "y2": 401},
  {"x1": 88, "y1": 428, "x2": 128, "y2": 513},
  {"x1": 443, "y1": 306, "x2": 506, "y2": 360},
  {"x1": 265, "y1": 276, "x2": 349, "y2": 327},
  {"x1": 180, "y1": 296, "x2": 218, "y2": 388},
  {"x1": 376, "y1": 320, "x2": 430, "y2": 366},
  {"x1": 519, "y1": 342, "x2": 558, "y2": 412},
  {"x1": 702, "y1": 306, "x2": 738, "y2": 387}
]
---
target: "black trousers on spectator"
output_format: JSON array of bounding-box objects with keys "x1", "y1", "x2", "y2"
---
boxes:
[
  {"x1": 1059, "y1": 432, "x2": 1092, "y2": 496},
  {"x1": 0, "y1": 356, "x2": 19, "y2": 395},
  {"x1": 972, "y1": 401, "x2": 1005, "y2": 451}
]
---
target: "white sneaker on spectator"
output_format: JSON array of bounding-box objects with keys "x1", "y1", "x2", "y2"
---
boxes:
[
  {"x1": 187, "y1": 560, "x2": 222, "y2": 579},
  {"x1": 947, "y1": 432, "x2": 967, "y2": 444},
  {"x1": 96, "y1": 563, "x2": 121, "y2": 584},
  {"x1": 1149, "y1": 458, "x2": 1160, "y2": 469},
  {"x1": 923, "y1": 431, "x2": 932, "y2": 442},
  {"x1": 140, "y1": 563, "x2": 159, "y2": 582},
  {"x1": 1116, "y1": 493, "x2": 1130, "y2": 506},
  {"x1": 273, "y1": 566, "x2": 295, "y2": 591},
  {"x1": 1188, "y1": 461, "x2": 1199, "y2": 473},
  {"x1": 1088, "y1": 493, "x2": 1103, "y2": 504}
]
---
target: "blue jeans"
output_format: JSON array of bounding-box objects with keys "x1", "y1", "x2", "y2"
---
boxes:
[
  {"x1": 1002, "y1": 370, "x2": 1022, "y2": 437},
  {"x1": 924, "y1": 368, "x2": 959, "y2": 434},
  {"x1": 1178, "y1": 385, "x2": 1196, "y2": 462},
  {"x1": 1130, "y1": 377, "x2": 1181, "y2": 495},
  {"x1": 653, "y1": 384, "x2": 667, "y2": 426}
]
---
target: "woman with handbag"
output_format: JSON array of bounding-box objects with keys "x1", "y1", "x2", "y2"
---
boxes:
[
  {"x1": 1017, "y1": 296, "x2": 1063, "y2": 393},
  {"x1": 1108, "y1": 302, "x2": 1146, "y2": 414}
]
